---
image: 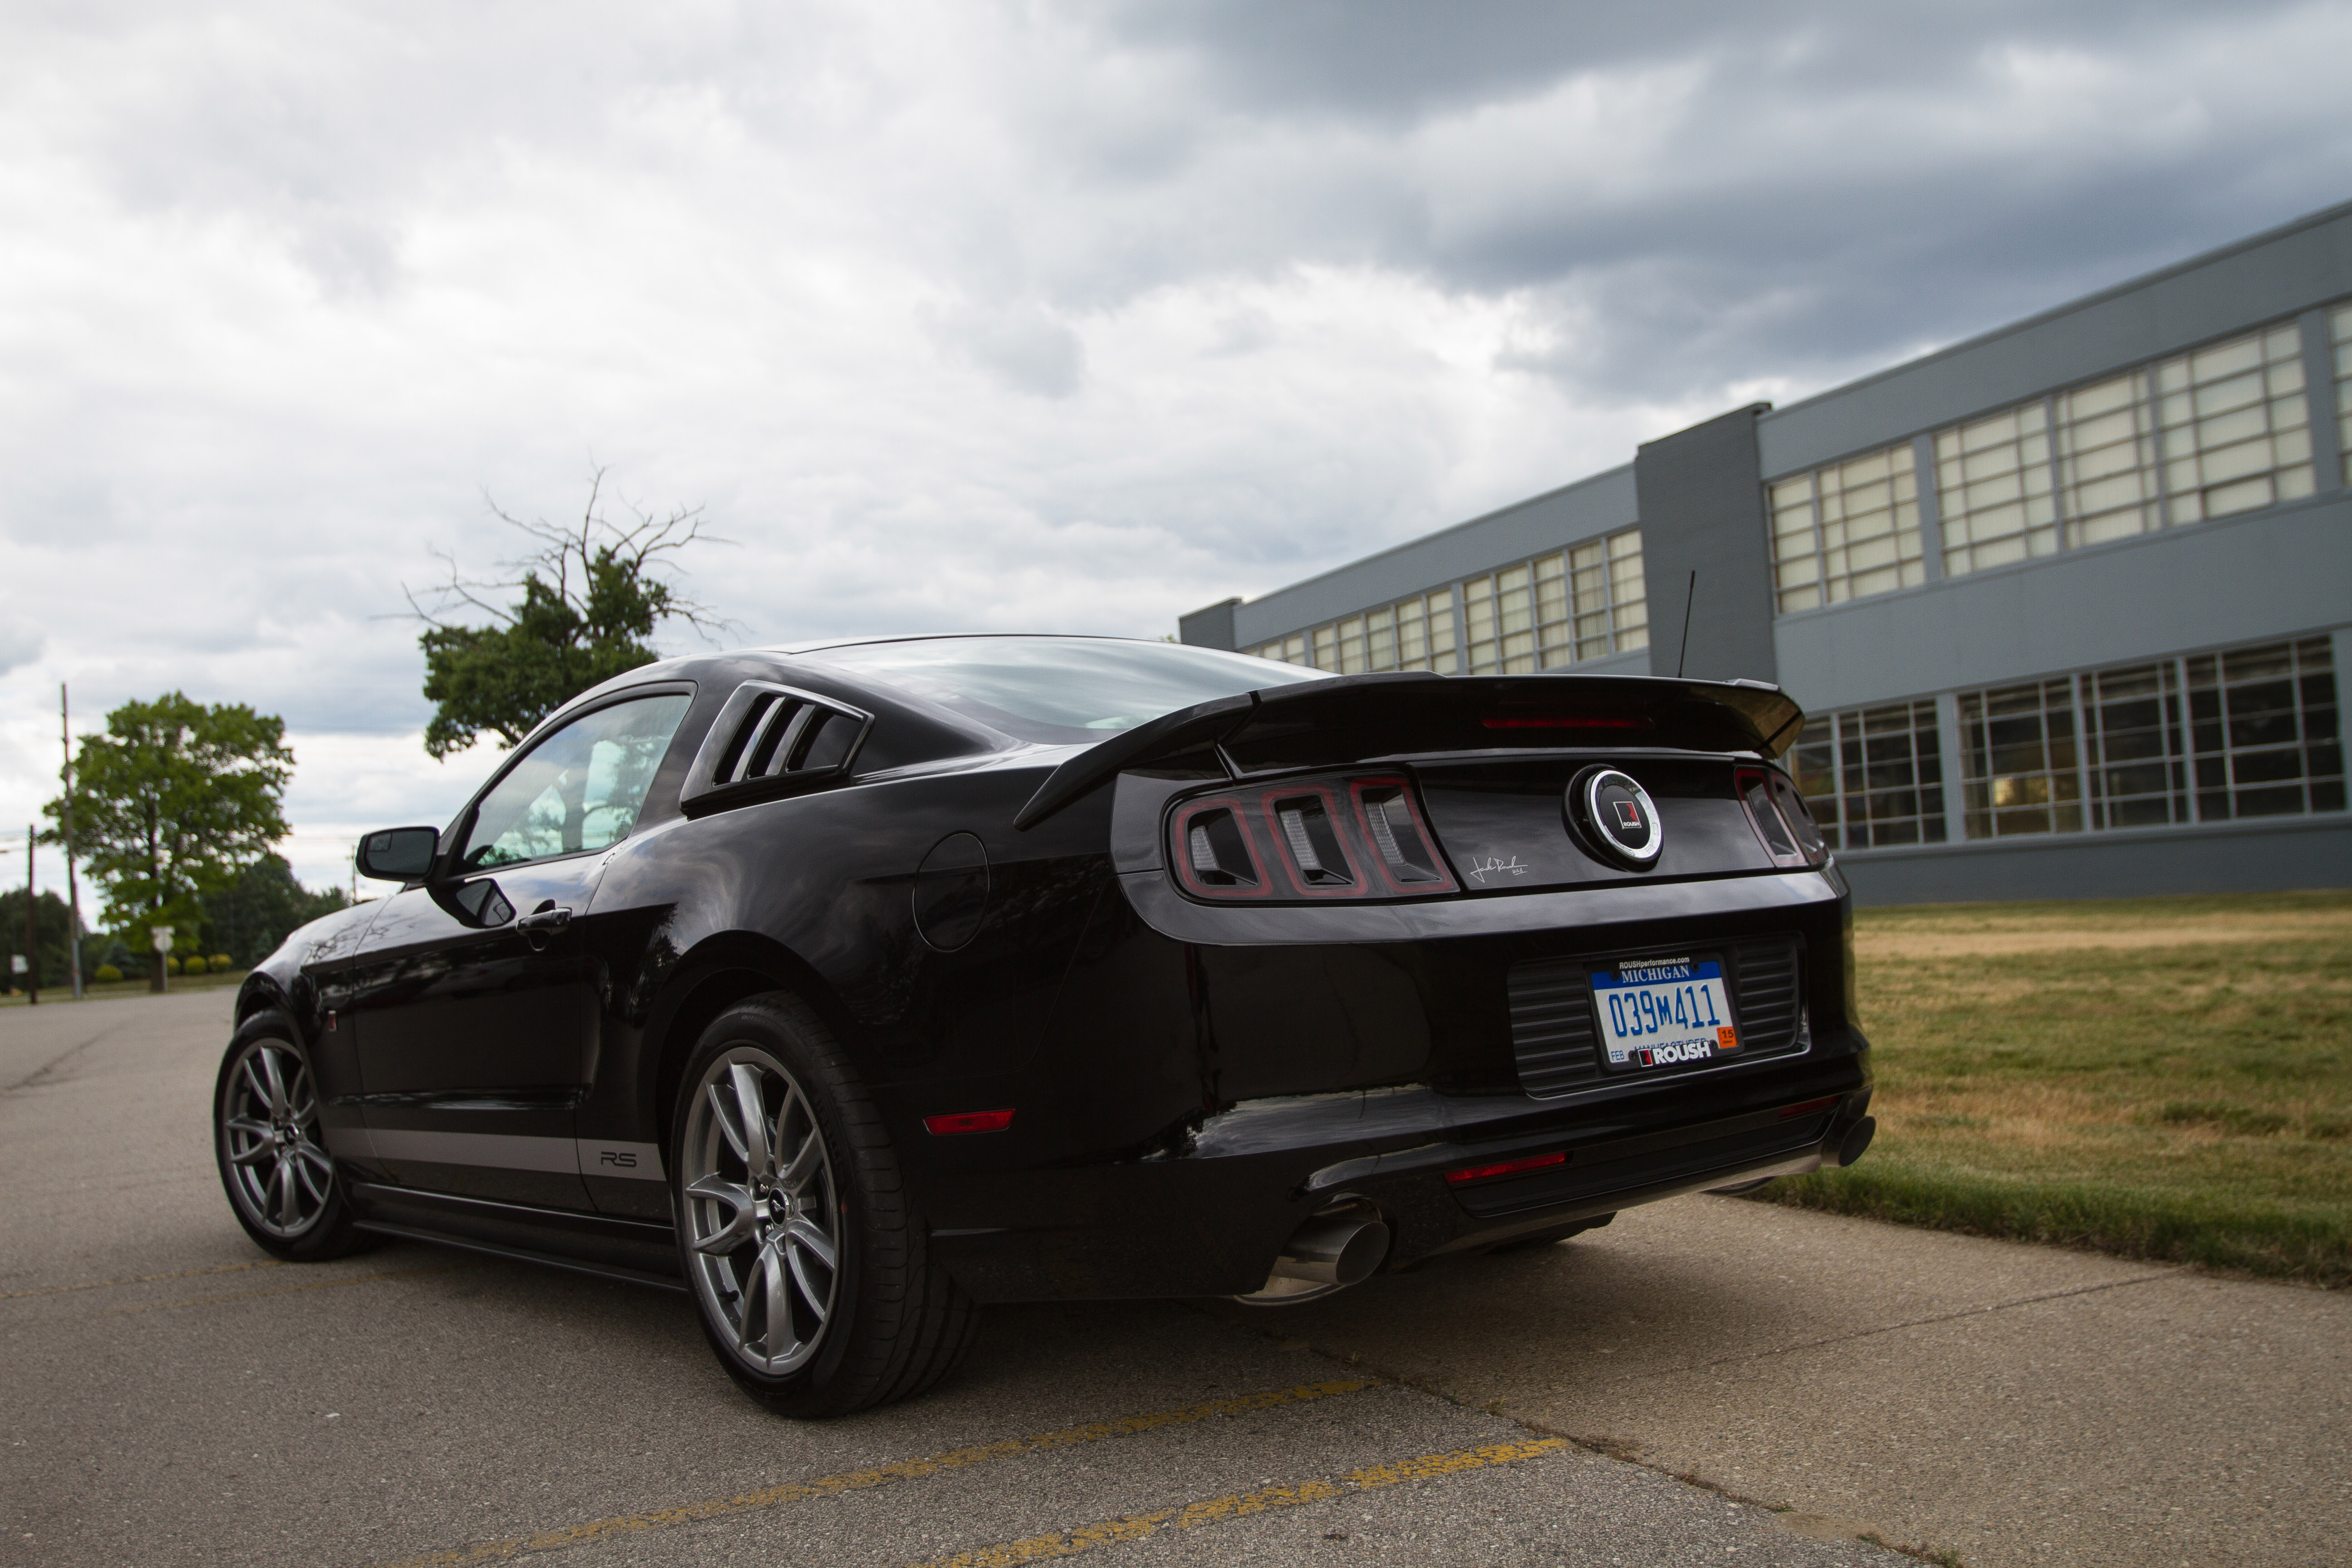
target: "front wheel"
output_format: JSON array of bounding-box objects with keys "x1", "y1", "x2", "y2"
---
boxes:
[
  {"x1": 672, "y1": 995, "x2": 976, "y2": 1416},
  {"x1": 213, "y1": 1015, "x2": 373, "y2": 1262}
]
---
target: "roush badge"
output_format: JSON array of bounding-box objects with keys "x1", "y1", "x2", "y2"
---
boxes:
[{"x1": 1568, "y1": 766, "x2": 1663, "y2": 869}]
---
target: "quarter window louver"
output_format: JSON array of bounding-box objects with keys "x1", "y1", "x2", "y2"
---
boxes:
[{"x1": 680, "y1": 681, "x2": 873, "y2": 814}]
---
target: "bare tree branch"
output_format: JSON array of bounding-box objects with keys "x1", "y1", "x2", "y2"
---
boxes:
[{"x1": 389, "y1": 465, "x2": 741, "y2": 642}]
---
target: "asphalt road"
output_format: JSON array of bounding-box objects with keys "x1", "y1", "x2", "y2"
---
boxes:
[{"x1": 3, "y1": 992, "x2": 2343, "y2": 1568}]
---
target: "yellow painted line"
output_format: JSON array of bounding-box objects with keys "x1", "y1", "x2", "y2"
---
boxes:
[
  {"x1": 2, "y1": 1258, "x2": 284, "y2": 1301},
  {"x1": 912, "y1": 1438, "x2": 1570, "y2": 1567},
  {"x1": 368, "y1": 1378, "x2": 1379, "y2": 1568},
  {"x1": 103, "y1": 1265, "x2": 456, "y2": 1315}
]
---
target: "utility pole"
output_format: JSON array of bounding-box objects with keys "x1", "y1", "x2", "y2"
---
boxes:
[
  {"x1": 62, "y1": 684, "x2": 83, "y2": 1000},
  {"x1": 23, "y1": 826, "x2": 37, "y2": 1005}
]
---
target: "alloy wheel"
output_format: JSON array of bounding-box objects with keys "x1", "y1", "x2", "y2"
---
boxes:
[
  {"x1": 681, "y1": 1048, "x2": 841, "y2": 1376},
  {"x1": 220, "y1": 1039, "x2": 336, "y2": 1239}
]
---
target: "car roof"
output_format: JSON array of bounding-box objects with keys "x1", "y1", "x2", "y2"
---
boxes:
[{"x1": 761, "y1": 632, "x2": 1159, "y2": 656}]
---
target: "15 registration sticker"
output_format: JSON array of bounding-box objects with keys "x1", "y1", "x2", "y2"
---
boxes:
[{"x1": 1590, "y1": 955, "x2": 1740, "y2": 1069}]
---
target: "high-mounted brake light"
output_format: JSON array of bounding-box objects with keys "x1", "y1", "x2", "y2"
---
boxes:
[
  {"x1": 1480, "y1": 716, "x2": 1648, "y2": 730},
  {"x1": 1170, "y1": 772, "x2": 1458, "y2": 902},
  {"x1": 1444, "y1": 1149, "x2": 1567, "y2": 1186},
  {"x1": 924, "y1": 1108, "x2": 1015, "y2": 1135}
]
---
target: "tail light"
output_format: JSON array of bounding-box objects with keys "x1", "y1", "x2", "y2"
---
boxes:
[
  {"x1": 1735, "y1": 766, "x2": 1829, "y2": 868},
  {"x1": 1171, "y1": 773, "x2": 1458, "y2": 902}
]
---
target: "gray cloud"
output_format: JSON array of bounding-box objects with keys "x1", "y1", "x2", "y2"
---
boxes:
[{"x1": 0, "y1": 0, "x2": 2344, "y2": 879}]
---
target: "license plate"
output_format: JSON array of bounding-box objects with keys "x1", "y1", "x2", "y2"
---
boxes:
[{"x1": 1590, "y1": 954, "x2": 1740, "y2": 1071}]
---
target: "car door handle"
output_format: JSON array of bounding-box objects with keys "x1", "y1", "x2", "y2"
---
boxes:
[{"x1": 517, "y1": 905, "x2": 573, "y2": 946}]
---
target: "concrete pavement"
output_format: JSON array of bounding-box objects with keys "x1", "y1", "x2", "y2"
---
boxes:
[{"x1": 3, "y1": 989, "x2": 2343, "y2": 1566}]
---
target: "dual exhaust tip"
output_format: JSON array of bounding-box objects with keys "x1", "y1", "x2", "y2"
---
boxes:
[
  {"x1": 1234, "y1": 1200, "x2": 1390, "y2": 1305},
  {"x1": 1236, "y1": 1111, "x2": 1873, "y2": 1307}
]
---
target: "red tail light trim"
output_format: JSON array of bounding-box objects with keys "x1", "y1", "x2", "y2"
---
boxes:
[
  {"x1": 1778, "y1": 1096, "x2": 1839, "y2": 1120},
  {"x1": 1735, "y1": 766, "x2": 1826, "y2": 869},
  {"x1": 1170, "y1": 795, "x2": 1274, "y2": 900},
  {"x1": 1444, "y1": 1149, "x2": 1567, "y2": 1186},
  {"x1": 1254, "y1": 784, "x2": 1363, "y2": 899},
  {"x1": 924, "y1": 1108, "x2": 1016, "y2": 1135},
  {"x1": 1167, "y1": 771, "x2": 1458, "y2": 903},
  {"x1": 1347, "y1": 775, "x2": 1459, "y2": 895}
]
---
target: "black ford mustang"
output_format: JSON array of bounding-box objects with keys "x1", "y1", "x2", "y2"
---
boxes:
[{"x1": 215, "y1": 636, "x2": 1873, "y2": 1415}]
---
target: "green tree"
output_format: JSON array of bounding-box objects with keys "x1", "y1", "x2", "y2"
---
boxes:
[
  {"x1": 0, "y1": 889, "x2": 78, "y2": 993},
  {"x1": 200, "y1": 853, "x2": 351, "y2": 969},
  {"x1": 408, "y1": 470, "x2": 729, "y2": 759},
  {"x1": 43, "y1": 695, "x2": 295, "y2": 984}
]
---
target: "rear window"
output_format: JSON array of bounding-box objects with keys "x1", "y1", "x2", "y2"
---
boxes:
[{"x1": 802, "y1": 637, "x2": 1329, "y2": 744}]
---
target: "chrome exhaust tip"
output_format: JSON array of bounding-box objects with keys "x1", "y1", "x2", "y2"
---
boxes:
[
  {"x1": 1233, "y1": 1199, "x2": 1390, "y2": 1306},
  {"x1": 1836, "y1": 1115, "x2": 1877, "y2": 1169}
]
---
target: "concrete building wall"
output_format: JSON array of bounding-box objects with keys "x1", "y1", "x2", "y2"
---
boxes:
[{"x1": 1632, "y1": 405, "x2": 1779, "y2": 684}]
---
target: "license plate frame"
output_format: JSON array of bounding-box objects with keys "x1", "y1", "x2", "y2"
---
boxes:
[{"x1": 1588, "y1": 951, "x2": 1741, "y2": 1073}]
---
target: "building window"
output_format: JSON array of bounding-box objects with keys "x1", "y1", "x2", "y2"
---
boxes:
[
  {"x1": 1575, "y1": 530, "x2": 1648, "y2": 660},
  {"x1": 1767, "y1": 443, "x2": 1922, "y2": 612},
  {"x1": 1791, "y1": 701, "x2": 1946, "y2": 849},
  {"x1": 1251, "y1": 588, "x2": 1456, "y2": 674},
  {"x1": 1259, "y1": 531, "x2": 1642, "y2": 674},
  {"x1": 1264, "y1": 527, "x2": 1645, "y2": 677},
  {"x1": 1959, "y1": 677, "x2": 2083, "y2": 838},
  {"x1": 1958, "y1": 636, "x2": 2341, "y2": 838},
  {"x1": 2335, "y1": 303, "x2": 2352, "y2": 461},
  {"x1": 1931, "y1": 317, "x2": 2320, "y2": 583},
  {"x1": 2053, "y1": 367, "x2": 2161, "y2": 548},
  {"x1": 2155, "y1": 322, "x2": 2313, "y2": 529},
  {"x1": 2082, "y1": 661, "x2": 2190, "y2": 830},
  {"x1": 1935, "y1": 403, "x2": 2054, "y2": 575},
  {"x1": 2188, "y1": 637, "x2": 2343, "y2": 819}
]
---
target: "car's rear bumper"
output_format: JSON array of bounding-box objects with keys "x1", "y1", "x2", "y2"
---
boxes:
[{"x1": 919, "y1": 1039, "x2": 1871, "y2": 1302}]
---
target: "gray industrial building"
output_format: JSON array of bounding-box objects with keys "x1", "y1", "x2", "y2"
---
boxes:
[{"x1": 1181, "y1": 200, "x2": 2352, "y2": 903}]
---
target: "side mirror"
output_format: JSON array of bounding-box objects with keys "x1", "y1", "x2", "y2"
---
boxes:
[{"x1": 357, "y1": 827, "x2": 441, "y2": 882}]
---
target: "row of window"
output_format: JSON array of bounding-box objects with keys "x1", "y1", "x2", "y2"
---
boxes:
[
  {"x1": 2337, "y1": 302, "x2": 2352, "y2": 466},
  {"x1": 1771, "y1": 308, "x2": 2345, "y2": 612},
  {"x1": 1242, "y1": 305, "x2": 2347, "y2": 668},
  {"x1": 1791, "y1": 636, "x2": 2343, "y2": 849},
  {"x1": 1245, "y1": 528, "x2": 1647, "y2": 674}
]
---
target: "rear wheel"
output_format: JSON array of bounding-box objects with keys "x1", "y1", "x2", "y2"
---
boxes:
[
  {"x1": 672, "y1": 995, "x2": 976, "y2": 1416},
  {"x1": 213, "y1": 1016, "x2": 373, "y2": 1262}
]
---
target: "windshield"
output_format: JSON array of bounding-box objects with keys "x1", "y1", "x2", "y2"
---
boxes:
[{"x1": 801, "y1": 637, "x2": 1330, "y2": 744}]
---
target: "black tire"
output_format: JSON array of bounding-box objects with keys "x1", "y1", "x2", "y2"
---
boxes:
[
  {"x1": 212, "y1": 1012, "x2": 375, "y2": 1263},
  {"x1": 670, "y1": 993, "x2": 977, "y2": 1417}
]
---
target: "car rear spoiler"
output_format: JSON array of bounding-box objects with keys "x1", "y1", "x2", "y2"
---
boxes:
[{"x1": 1012, "y1": 671, "x2": 1804, "y2": 829}]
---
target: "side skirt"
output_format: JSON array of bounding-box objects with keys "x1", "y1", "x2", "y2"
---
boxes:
[{"x1": 348, "y1": 1181, "x2": 686, "y2": 1293}]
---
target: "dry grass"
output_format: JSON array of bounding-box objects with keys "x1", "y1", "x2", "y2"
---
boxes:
[{"x1": 1757, "y1": 890, "x2": 2352, "y2": 1285}]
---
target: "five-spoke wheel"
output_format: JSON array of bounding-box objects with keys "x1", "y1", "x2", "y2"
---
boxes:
[
  {"x1": 670, "y1": 995, "x2": 978, "y2": 1416},
  {"x1": 221, "y1": 1036, "x2": 336, "y2": 1238},
  {"x1": 212, "y1": 1016, "x2": 370, "y2": 1261},
  {"x1": 680, "y1": 1047, "x2": 841, "y2": 1377}
]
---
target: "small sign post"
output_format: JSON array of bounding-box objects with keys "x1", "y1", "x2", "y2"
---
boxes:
[{"x1": 151, "y1": 925, "x2": 173, "y2": 995}]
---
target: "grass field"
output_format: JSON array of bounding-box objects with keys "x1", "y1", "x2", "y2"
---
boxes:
[{"x1": 1757, "y1": 889, "x2": 2352, "y2": 1286}]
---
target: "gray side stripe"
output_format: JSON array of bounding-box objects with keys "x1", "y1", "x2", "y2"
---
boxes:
[
  {"x1": 337, "y1": 1128, "x2": 668, "y2": 1182},
  {"x1": 366, "y1": 1128, "x2": 583, "y2": 1174}
]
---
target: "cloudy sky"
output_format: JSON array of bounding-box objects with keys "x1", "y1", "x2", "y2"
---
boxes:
[{"x1": 2, "y1": 0, "x2": 2347, "y2": 908}]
